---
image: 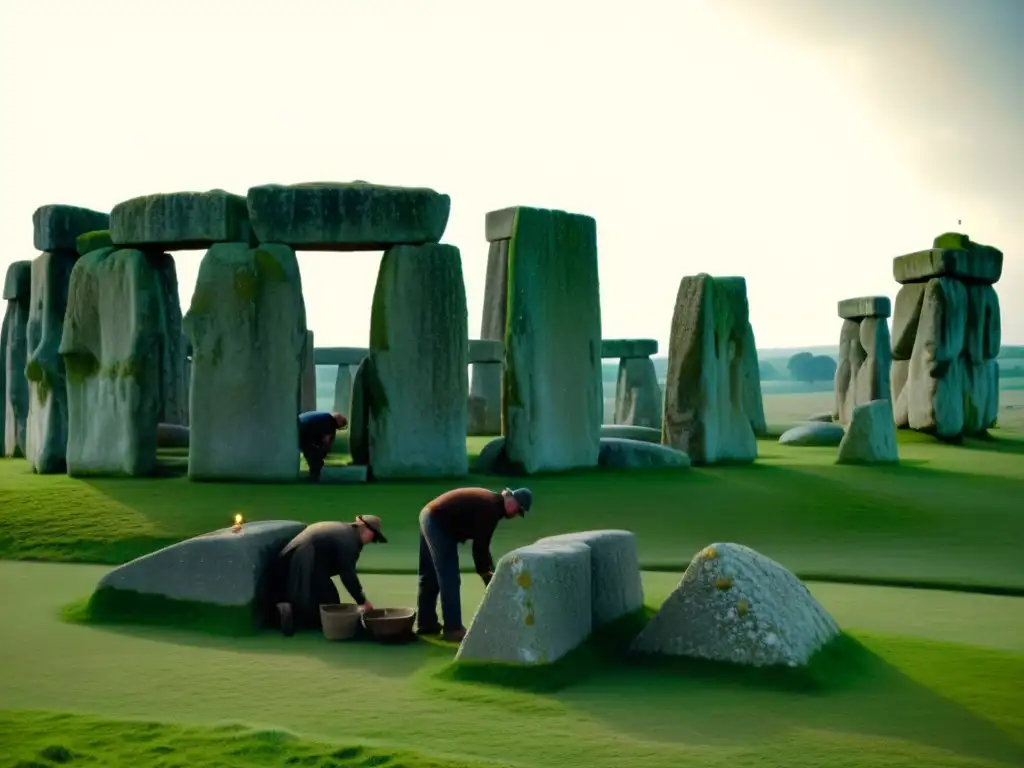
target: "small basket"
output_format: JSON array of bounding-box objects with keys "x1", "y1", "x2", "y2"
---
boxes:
[
  {"x1": 361, "y1": 608, "x2": 417, "y2": 642},
  {"x1": 320, "y1": 603, "x2": 361, "y2": 640}
]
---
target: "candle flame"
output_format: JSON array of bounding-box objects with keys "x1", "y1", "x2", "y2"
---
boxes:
[{"x1": 234, "y1": 513, "x2": 244, "y2": 526}]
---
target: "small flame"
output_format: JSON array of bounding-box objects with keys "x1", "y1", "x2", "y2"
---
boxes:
[{"x1": 234, "y1": 513, "x2": 244, "y2": 526}]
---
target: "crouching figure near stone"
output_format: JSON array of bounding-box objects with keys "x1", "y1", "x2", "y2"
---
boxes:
[
  {"x1": 298, "y1": 410, "x2": 347, "y2": 481},
  {"x1": 416, "y1": 487, "x2": 532, "y2": 643},
  {"x1": 265, "y1": 516, "x2": 387, "y2": 636}
]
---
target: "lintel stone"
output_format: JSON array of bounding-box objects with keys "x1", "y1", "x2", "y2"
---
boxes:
[
  {"x1": 314, "y1": 346, "x2": 369, "y2": 367},
  {"x1": 469, "y1": 339, "x2": 503, "y2": 363},
  {"x1": 484, "y1": 207, "x2": 517, "y2": 242},
  {"x1": 601, "y1": 338, "x2": 658, "y2": 358},
  {"x1": 837, "y1": 296, "x2": 891, "y2": 320}
]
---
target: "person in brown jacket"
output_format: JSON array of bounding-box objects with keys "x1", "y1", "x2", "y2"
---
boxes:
[{"x1": 415, "y1": 486, "x2": 532, "y2": 642}]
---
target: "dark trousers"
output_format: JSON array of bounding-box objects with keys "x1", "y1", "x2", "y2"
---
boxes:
[
  {"x1": 301, "y1": 440, "x2": 328, "y2": 479},
  {"x1": 416, "y1": 509, "x2": 463, "y2": 630},
  {"x1": 267, "y1": 548, "x2": 340, "y2": 630}
]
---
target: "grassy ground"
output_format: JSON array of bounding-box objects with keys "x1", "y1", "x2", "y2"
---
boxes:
[{"x1": 2, "y1": 562, "x2": 1023, "y2": 768}]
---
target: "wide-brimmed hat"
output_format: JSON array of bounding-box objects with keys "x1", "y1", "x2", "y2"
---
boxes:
[
  {"x1": 356, "y1": 514, "x2": 388, "y2": 543},
  {"x1": 503, "y1": 487, "x2": 533, "y2": 516}
]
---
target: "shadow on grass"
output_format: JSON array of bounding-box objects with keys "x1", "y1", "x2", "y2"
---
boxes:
[{"x1": 898, "y1": 427, "x2": 1024, "y2": 456}]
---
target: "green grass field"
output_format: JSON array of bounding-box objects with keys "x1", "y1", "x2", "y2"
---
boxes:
[{"x1": 2, "y1": 390, "x2": 1023, "y2": 767}]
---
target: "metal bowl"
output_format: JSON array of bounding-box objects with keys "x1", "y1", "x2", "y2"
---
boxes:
[
  {"x1": 319, "y1": 603, "x2": 360, "y2": 641},
  {"x1": 361, "y1": 608, "x2": 416, "y2": 641}
]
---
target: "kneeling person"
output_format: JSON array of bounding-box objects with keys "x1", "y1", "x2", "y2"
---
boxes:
[
  {"x1": 269, "y1": 515, "x2": 387, "y2": 636},
  {"x1": 299, "y1": 410, "x2": 346, "y2": 482}
]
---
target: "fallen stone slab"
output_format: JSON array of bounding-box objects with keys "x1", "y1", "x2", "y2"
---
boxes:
[
  {"x1": 3, "y1": 261, "x2": 32, "y2": 458},
  {"x1": 964, "y1": 283, "x2": 1000, "y2": 363},
  {"x1": 468, "y1": 339, "x2": 503, "y2": 364},
  {"x1": 599, "y1": 424, "x2": 661, "y2": 443},
  {"x1": 535, "y1": 530, "x2": 644, "y2": 627},
  {"x1": 457, "y1": 539, "x2": 593, "y2": 665},
  {"x1": 368, "y1": 244, "x2": 468, "y2": 479},
  {"x1": 613, "y1": 357, "x2": 662, "y2": 428},
  {"x1": 314, "y1": 346, "x2": 369, "y2": 367},
  {"x1": 92, "y1": 520, "x2": 306, "y2": 629},
  {"x1": 33, "y1": 205, "x2": 110, "y2": 252},
  {"x1": 837, "y1": 399, "x2": 899, "y2": 465},
  {"x1": 75, "y1": 230, "x2": 114, "y2": 256},
  {"x1": 601, "y1": 338, "x2": 658, "y2": 359},
  {"x1": 183, "y1": 244, "x2": 307, "y2": 481},
  {"x1": 484, "y1": 207, "x2": 517, "y2": 242},
  {"x1": 111, "y1": 190, "x2": 252, "y2": 251},
  {"x1": 632, "y1": 542, "x2": 840, "y2": 667},
  {"x1": 246, "y1": 181, "x2": 451, "y2": 250},
  {"x1": 157, "y1": 422, "x2": 189, "y2": 448},
  {"x1": 838, "y1": 295, "x2": 891, "y2": 320},
  {"x1": 319, "y1": 465, "x2": 368, "y2": 484},
  {"x1": 779, "y1": 422, "x2": 845, "y2": 447},
  {"x1": 598, "y1": 438, "x2": 691, "y2": 469},
  {"x1": 893, "y1": 246, "x2": 1002, "y2": 285}
]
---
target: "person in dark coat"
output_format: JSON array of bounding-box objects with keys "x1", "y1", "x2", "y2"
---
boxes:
[
  {"x1": 267, "y1": 515, "x2": 387, "y2": 636},
  {"x1": 415, "y1": 487, "x2": 532, "y2": 643},
  {"x1": 298, "y1": 410, "x2": 346, "y2": 481}
]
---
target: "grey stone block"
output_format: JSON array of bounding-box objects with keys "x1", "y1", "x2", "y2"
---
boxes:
[
  {"x1": 613, "y1": 357, "x2": 662, "y2": 428},
  {"x1": 484, "y1": 207, "x2": 517, "y2": 242},
  {"x1": 314, "y1": 347, "x2": 369, "y2": 366},
  {"x1": 601, "y1": 338, "x2": 658, "y2": 359},
  {"x1": 893, "y1": 247, "x2": 1002, "y2": 285},
  {"x1": 469, "y1": 339, "x2": 503, "y2": 364},
  {"x1": 598, "y1": 438, "x2": 690, "y2": 469},
  {"x1": 838, "y1": 296, "x2": 891, "y2": 320},
  {"x1": 110, "y1": 190, "x2": 252, "y2": 251},
  {"x1": 33, "y1": 205, "x2": 110, "y2": 252},
  {"x1": 837, "y1": 399, "x2": 899, "y2": 465},
  {"x1": 778, "y1": 422, "x2": 845, "y2": 447},
  {"x1": 300, "y1": 331, "x2": 317, "y2": 413}
]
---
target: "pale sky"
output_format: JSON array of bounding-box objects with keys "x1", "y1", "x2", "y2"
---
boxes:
[{"x1": 1, "y1": 0, "x2": 1020, "y2": 350}]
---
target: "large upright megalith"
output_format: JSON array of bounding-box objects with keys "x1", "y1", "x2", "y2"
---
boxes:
[
  {"x1": 834, "y1": 296, "x2": 892, "y2": 426},
  {"x1": 2, "y1": 261, "x2": 32, "y2": 457},
  {"x1": 61, "y1": 248, "x2": 180, "y2": 476},
  {"x1": 502, "y1": 206, "x2": 603, "y2": 474},
  {"x1": 662, "y1": 274, "x2": 758, "y2": 465},
  {"x1": 368, "y1": 244, "x2": 468, "y2": 478},
  {"x1": 183, "y1": 244, "x2": 307, "y2": 481},
  {"x1": 891, "y1": 233, "x2": 1002, "y2": 438},
  {"x1": 468, "y1": 222, "x2": 510, "y2": 436}
]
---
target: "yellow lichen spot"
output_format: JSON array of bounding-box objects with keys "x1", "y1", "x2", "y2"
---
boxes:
[
  {"x1": 736, "y1": 600, "x2": 749, "y2": 616},
  {"x1": 714, "y1": 577, "x2": 733, "y2": 590},
  {"x1": 524, "y1": 612, "x2": 535, "y2": 626},
  {"x1": 703, "y1": 547, "x2": 717, "y2": 560},
  {"x1": 516, "y1": 571, "x2": 532, "y2": 589}
]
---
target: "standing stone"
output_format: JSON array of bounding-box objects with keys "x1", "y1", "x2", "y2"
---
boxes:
[
  {"x1": 834, "y1": 296, "x2": 891, "y2": 426},
  {"x1": 740, "y1": 321, "x2": 767, "y2": 436},
  {"x1": 662, "y1": 274, "x2": 757, "y2": 465},
  {"x1": 33, "y1": 205, "x2": 110, "y2": 251},
  {"x1": 25, "y1": 250, "x2": 80, "y2": 473},
  {"x1": 368, "y1": 244, "x2": 468, "y2": 479},
  {"x1": 182, "y1": 244, "x2": 306, "y2": 482},
  {"x1": 60, "y1": 248, "x2": 177, "y2": 476},
  {"x1": 300, "y1": 330, "x2": 317, "y2": 413},
  {"x1": 468, "y1": 239, "x2": 509, "y2": 436},
  {"x1": 613, "y1": 357, "x2": 662, "y2": 428},
  {"x1": 503, "y1": 207, "x2": 602, "y2": 474},
  {"x1": 153, "y1": 258, "x2": 187, "y2": 426},
  {"x1": 837, "y1": 399, "x2": 899, "y2": 465},
  {"x1": 348, "y1": 357, "x2": 370, "y2": 466},
  {"x1": 332, "y1": 364, "x2": 352, "y2": 418},
  {"x1": 181, "y1": 338, "x2": 192, "y2": 427},
  {"x1": 2, "y1": 261, "x2": 32, "y2": 457}
]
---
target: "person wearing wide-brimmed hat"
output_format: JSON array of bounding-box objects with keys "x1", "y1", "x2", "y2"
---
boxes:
[
  {"x1": 416, "y1": 487, "x2": 533, "y2": 643},
  {"x1": 267, "y1": 515, "x2": 387, "y2": 636}
]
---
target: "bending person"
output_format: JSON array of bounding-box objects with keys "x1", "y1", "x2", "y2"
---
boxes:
[
  {"x1": 416, "y1": 487, "x2": 532, "y2": 643},
  {"x1": 298, "y1": 410, "x2": 347, "y2": 482},
  {"x1": 269, "y1": 515, "x2": 387, "y2": 636}
]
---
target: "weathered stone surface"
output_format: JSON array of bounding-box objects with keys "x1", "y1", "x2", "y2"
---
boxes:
[
  {"x1": 96, "y1": 520, "x2": 306, "y2": 611},
  {"x1": 535, "y1": 530, "x2": 643, "y2": 627},
  {"x1": 469, "y1": 239, "x2": 510, "y2": 438},
  {"x1": 246, "y1": 182, "x2": 450, "y2": 250},
  {"x1": 632, "y1": 543, "x2": 840, "y2": 667},
  {"x1": 962, "y1": 360, "x2": 1000, "y2": 435},
  {"x1": 3, "y1": 261, "x2": 32, "y2": 457},
  {"x1": 964, "y1": 284, "x2": 1001, "y2": 362},
  {"x1": 600, "y1": 424, "x2": 661, "y2": 443},
  {"x1": 891, "y1": 283, "x2": 926, "y2": 360},
  {"x1": 183, "y1": 244, "x2": 306, "y2": 481},
  {"x1": 25, "y1": 250, "x2": 79, "y2": 473},
  {"x1": 157, "y1": 422, "x2": 189, "y2": 448},
  {"x1": 838, "y1": 296, "x2": 891, "y2": 320},
  {"x1": 662, "y1": 274, "x2": 757, "y2": 465},
  {"x1": 598, "y1": 438, "x2": 691, "y2": 469},
  {"x1": 835, "y1": 316, "x2": 892, "y2": 426},
  {"x1": 314, "y1": 346, "x2": 368, "y2": 366},
  {"x1": 503, "y1": 207, "x2": 603, "y2": 474},
  {"x1": 740, "y1": 321, "x2": 767, "y2": 436},
  {"x1": 154, "y1": 260, "x2": 187, "y2": 427},
  {"x1": 110, "y1": 190, "x2": 252, "y2": 251},
  {"x1": 60, "y1": 248, "x2": 180, "y2": 476},
  {"x1": 807, "y1": 411, "x2": 834, "y2": 423},
  {"x1": 332, "y1": 364, "x2": 352, "y2": 418},
  {"x1": 601, "y1": 338, "x2": 658, "y2": 359},
  {"x1": 33, "y1": 205, "x2": 110, "y2": 252},
  {"x1": 369, "y1": 244, "x2": 468, "y2": 479},
  {"x1": 468, "y1": 339, "x2": 503, "y2": 364},
  {"x1": 837, "y1": 399, "x2": 899, "y2": 465},
  {"x1": 891, "y1": 359, "x2": 911, "y2": 428},
  {"x1": 457, "y1": 540, "x2": 593, "y2": 665},
  {"x1": 613, "y1": 357, "x2": 662, "y2": 428},
  {"x1": 485, "y1": 207, "x2": 517, "y2": 242},
  {"x1": 779, "y1": 422, "x2": 845, "y2": 447},
  {"x1": 348, "y1": 358, "x2": 370, "y2": 466},
  {"x1": 893, "y1": 243, "x2": 1002, "y2": 285},
  {"x1": 300, "y1": 331, "x2": 317, "y2": 413},
  {"x1": 75, "y1": 230, "x2": 113, "y2": 256}
]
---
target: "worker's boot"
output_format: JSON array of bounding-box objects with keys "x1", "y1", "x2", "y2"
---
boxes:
[
  {"x1": 442, "y1": 626, "x2": 466, "y2": 643},
  {"x1": 276, "y1": 602, "x2": 295, "y2": 637},
  {"x1": 415, "y1": 623, "x2": 441, "y2": 636}
]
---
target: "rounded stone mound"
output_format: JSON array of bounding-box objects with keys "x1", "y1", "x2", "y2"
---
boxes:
[
  {"x1": 779, "y1": 422, "x2": 846, "y2": 447},
  {"x1": 599, "y1": 424, "x2": 661, "y2": 443},
  {"x1": 598, "y1": 438, "x2": 690, "y2": 469},
  {"x1": 631, "y1": 542, "x2": 840, "y2": 667}
]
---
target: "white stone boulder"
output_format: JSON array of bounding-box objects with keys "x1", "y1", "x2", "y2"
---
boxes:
[
  {"x1": 368, "y1": 243, "x2": 468, "y2": 479},
  {"x1": 779, "y1": 422, "x2": 845, "y2": 447},
  {"x1": 457, "y1": 539, "x2": 593, "y2": 665},
  {"x1": 95, "y1": 520, "x2": 305, "y2": 613},
  {"x1": 632, "y1": 542, "x2": 840, "y2": 667},
  {"x1": 598, "y1": 438, "x2": 691, "y2": 469},
  {"x1": 535, "y1": 530, "x2": 643, "y2": 627},
  {"x1": 182, "y1": 244, "x2": 307, "y2": 481},
  {"x1": 836, "y1": 399, "x2": 899, "y2": 465}
]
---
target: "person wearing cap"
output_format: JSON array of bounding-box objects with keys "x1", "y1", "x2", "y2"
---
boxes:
[
  {"x1": 298, "y1": 410, "x2": 347, "y2": 482},
  {"x1": 267, "y1": 515, "x2": 387, "y2": 636},
  {"x1": 415, "y1": 486, "x2": 532, "y2": 642}
]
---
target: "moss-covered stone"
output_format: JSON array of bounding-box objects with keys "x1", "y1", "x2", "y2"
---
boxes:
[
  {"x1": 601, "y1": 339, "x2": 658, "y2": 359},
  {"x1": 75, "y1": 229, "x2": 114, "y2": 256},
  {"x1": 110, "y1": 190, "x2": 252, "y2": 251},
  {"x1": 246, "y1": 181, "x2": 451, "y2": 251},
  {"x1": 33, "y1": 205, "x2": 110, "y2": 251},
  {"x1": 894, "y1": 234, "x2": 1003, "y2": 285}
]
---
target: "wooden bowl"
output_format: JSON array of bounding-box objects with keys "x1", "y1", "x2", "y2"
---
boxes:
[
  {"x1": 320, "y1": 603, "x2": 360, "y2": 640},
  {"x1": 361, "y1": 608, "x2": 416, "y2": 641}
]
